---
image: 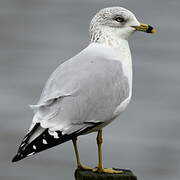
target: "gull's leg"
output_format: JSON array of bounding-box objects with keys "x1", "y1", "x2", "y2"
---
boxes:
[
  {"x1": 93, "y1": 130, "x2": 123, "y2": 174},
  {"x1": 72, "y1": 137, "x2": 92, "y2": 170},
  {"x1": 97, "y1": 129, "x2": 103, "y2": 170}
]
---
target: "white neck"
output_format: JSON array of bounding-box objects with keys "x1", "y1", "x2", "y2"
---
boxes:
[{"x1": 90, "y1": 26, "x2": 133, "y2": 98}]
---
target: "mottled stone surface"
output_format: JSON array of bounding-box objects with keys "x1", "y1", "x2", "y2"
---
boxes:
[{"x1": 74, "y1": 169, "x2": 137, "y2": 180}]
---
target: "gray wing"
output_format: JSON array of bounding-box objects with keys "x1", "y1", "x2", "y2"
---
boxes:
[
  {"x1": 30, "y1": 54, "x2": 129, "y2": 134},
  {"x1": 12, "y1": 49, "x2": 130, "y2": 162}
]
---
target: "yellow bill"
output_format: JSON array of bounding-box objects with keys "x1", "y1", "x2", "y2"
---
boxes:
[{"x1": 133, "y1": 23, "x2": 156, "y2": 34}]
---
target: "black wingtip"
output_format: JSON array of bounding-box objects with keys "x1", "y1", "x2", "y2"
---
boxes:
[
  {"x1": 12, "y1": 154, "x2": 24, "y2": 163},
  {"x1": 12, "y1": 155, "x2": 19, "y2": 163}
]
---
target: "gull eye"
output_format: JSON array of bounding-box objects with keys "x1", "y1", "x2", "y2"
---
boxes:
[{"x1": 114, "y1": 16, "x2": 125, "y2": 23}]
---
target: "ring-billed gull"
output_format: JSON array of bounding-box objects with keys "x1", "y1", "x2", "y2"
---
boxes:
[{"x1": 12, "y1": 7, "x2": 156, "y2": 173}]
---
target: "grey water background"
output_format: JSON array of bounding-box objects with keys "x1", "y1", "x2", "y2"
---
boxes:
[{"x1": 0, "y1": 0, "x2": 179, "y2": 180}]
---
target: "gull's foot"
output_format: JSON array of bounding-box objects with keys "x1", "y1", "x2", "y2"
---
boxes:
[
  {"x1": 77, "y1": 164, "x2": 93, "y2": 171},
  {"x1": 92, "y1": 167, "x2": 123, "y2": 174}
]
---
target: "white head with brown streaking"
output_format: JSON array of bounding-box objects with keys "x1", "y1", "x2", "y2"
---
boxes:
[{"x1": 89, "y1": 7, "x2": 156, "y2": 46}]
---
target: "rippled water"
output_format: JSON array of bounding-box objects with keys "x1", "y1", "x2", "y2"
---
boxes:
[{"x1": 0, "y1": 0, "x2": 180, "y2": 180}]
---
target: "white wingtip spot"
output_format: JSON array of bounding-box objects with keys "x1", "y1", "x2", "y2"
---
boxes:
[
  {"x1": 53, "y1": 132, "x2": 59, "y2": 139},
  {"x1": 23, "y1": 136, "x2": 28, "y2": 141},
  {"x1": 20, "y1": 143, "x2": 25, "y2": 147},
  {"x1": 33, "y1": 145, "x2": 37, "y2": 150},
  {"x1": 43, "y1": 139, "x2": 48, "y2": 144},
  {"x1": 27, "y1": 152, "x2": 35, "y2": 156},
  {"x1": 48, "y1": 130, "x2": 59, "y2": 139}
]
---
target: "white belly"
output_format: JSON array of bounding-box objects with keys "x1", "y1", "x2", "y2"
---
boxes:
[
  {"x1": 112, "y1": 40, "x2": 132, "y2": 117},
  {"x1": 85, "y1": 40, "x2": 133, "y2": 133},
  {"x1": 113, "y1": 96, "x2": 131, "y2": 117}
]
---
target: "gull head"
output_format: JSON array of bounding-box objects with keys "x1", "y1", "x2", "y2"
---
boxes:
[{"x1": 90, "y1": 7, "x2": 156, "y2": 43}]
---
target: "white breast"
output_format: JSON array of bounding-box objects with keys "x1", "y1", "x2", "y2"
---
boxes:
[
  {"x1": 90, "y1": 30, "x2": 133, "y2": 117},
  {"x1": 111, "y1": 39, "x2": 133, "y2": 116}
]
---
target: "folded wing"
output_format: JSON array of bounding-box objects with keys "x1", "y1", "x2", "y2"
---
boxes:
[{"x1": 12, "y1": 47, "x2": 129, "y2": 162}]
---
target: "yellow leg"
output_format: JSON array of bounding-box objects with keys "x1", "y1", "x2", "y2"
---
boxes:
[
  {"x1": 72, "y1": 137, "x2": 92, "y2": 170},
  {"x1": 97, "y1": 129, "x2": 103, "y2": 170},
  {"x1": 93, "y1": 130, "x2": 123, "y2": 174}
]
